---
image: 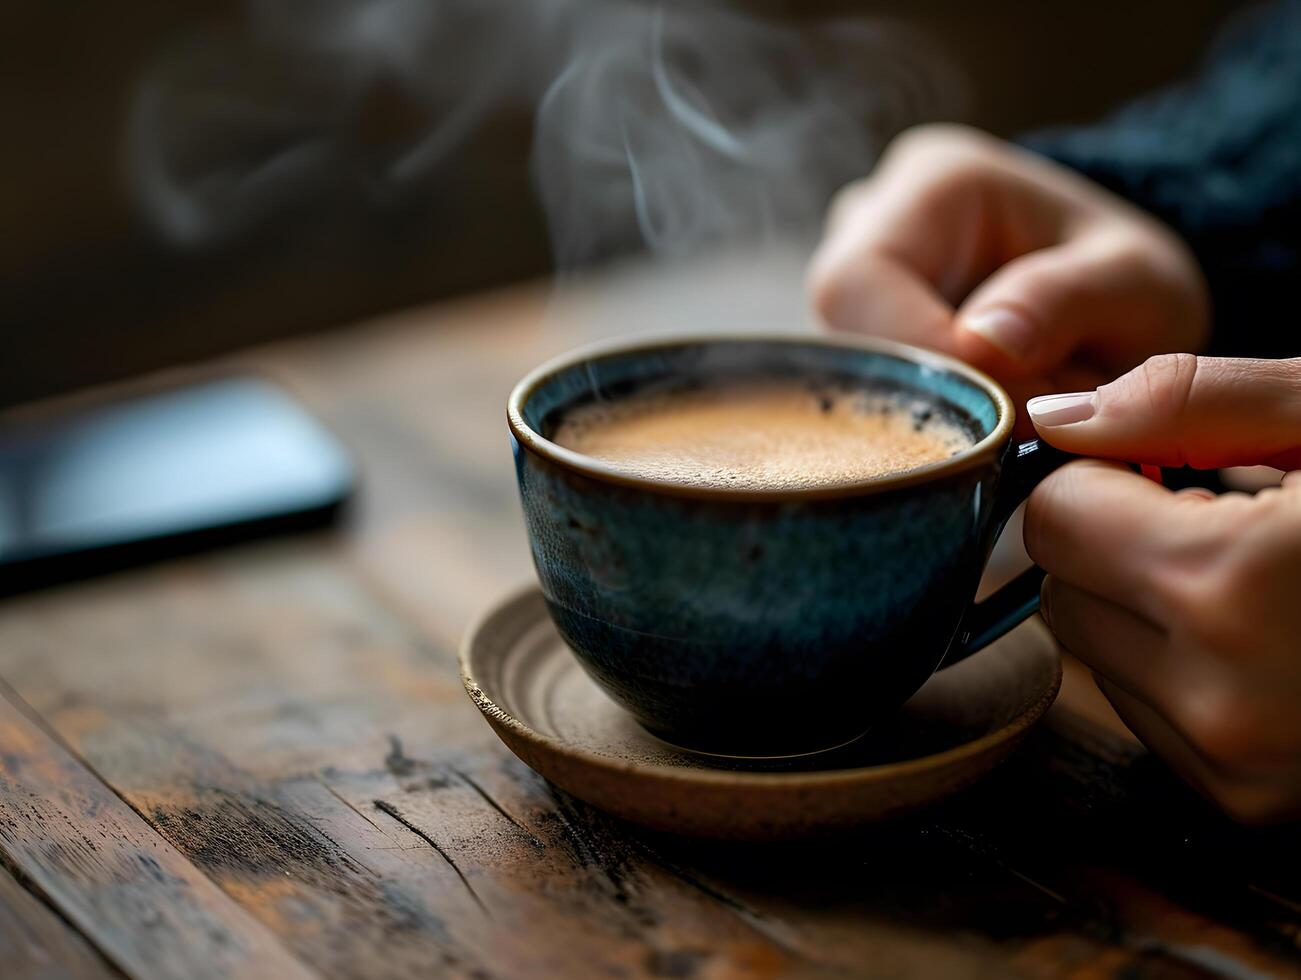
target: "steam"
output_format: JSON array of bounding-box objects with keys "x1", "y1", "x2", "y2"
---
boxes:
[
  {"x1": 534, "y1": 6, "x2": 963, "y2": 268},
  {"x1": 128, "y1": 0, "x2": 964, "y2": 265}
]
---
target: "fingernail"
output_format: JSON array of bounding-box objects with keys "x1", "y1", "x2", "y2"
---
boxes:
[
  {"x1": 1026, "y1": 391, "x2": 1096, "y2": 426},
  {"x1": 962, "y1": 307, "x2": 1037, "y2": 360}
]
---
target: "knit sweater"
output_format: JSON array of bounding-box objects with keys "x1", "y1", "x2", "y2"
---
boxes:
[{"x1": 1023, "y1": 1, "x2": 1301, "y2": 358}]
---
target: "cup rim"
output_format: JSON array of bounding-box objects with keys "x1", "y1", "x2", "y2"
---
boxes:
[{"x1": 507, "y1": 331, "x2": 1016, "y2": 502}]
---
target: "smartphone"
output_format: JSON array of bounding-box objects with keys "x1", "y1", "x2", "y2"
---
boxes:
[{"x1": 0, "y1": 376, "x2": 355, "y2": 595}]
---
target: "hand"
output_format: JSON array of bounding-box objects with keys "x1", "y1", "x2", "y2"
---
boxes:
[
  {"x1": 1025, "y1": 354, "x2": 1301, "y2": 823},
  {"x1": 807, "y1": 125, "x2": 1209, "y2": 426}
]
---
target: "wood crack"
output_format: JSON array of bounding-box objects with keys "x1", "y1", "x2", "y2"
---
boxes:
[
  {"x1": 627, "y1": 839, "x2": 808, "y2": 960},
  {"x1": 313, "y1": 775, "x2": 386, "y2": 834},
  {"x1": 450, "y1": 768, "x2": 546, "y2": 849},
  {"x1": 929, "y1": 822, "x2": 1067, "y2": 906},
  {"x1": 371, "y1": 799, "x2": 491, "y2": 918}
]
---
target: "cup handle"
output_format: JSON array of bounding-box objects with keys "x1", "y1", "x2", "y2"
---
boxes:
[{"x1": 941, "y1": 438, "x2": 1076, "y2": 667}]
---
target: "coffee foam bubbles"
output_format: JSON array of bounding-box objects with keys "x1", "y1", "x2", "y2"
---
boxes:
[{"x1": 551, "y1": 378, "x2": 974, "y2": 491}]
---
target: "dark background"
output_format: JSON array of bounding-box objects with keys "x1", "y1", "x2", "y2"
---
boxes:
[{"x1": 3, "y1": 1, "x2": 1245, "y2": 408}]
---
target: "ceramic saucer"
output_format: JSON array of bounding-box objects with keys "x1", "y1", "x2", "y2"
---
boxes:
[{"x1": 461, "y1": 587, "x2": 1061, "y2": 840}]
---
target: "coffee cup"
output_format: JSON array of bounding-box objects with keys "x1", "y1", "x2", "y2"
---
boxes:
[{"x1": 507, "y1": 334, "x2": 1071, "y2": 757}]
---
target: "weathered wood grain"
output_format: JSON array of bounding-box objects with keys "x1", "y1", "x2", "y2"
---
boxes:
[
  {"x1": 0, "y1": 552, "x2": 505, "y2": 980},
  {"x1": 0, "y1": 862, "x2": 119, "y2": 980},
  {"x1": 0, "y1": 542, "x2": 830, "y2": 978},
  {"x1": 0, "y1": 680, "x2": 316, "y2": 980},
  {"x1": 1, "y1": 247, "x2": 1300, "y2": 979}
]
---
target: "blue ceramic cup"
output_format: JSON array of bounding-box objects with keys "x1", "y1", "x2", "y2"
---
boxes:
[{"x1": 508, "y1": 334, "x2": 1070, "y2": 756}]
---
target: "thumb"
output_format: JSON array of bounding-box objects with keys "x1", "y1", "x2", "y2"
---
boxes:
[
  {"x1": 953, "y1": 232, "x2": 1202, "y2": 379},
  {"x1": 1026, "y1": 354, "x2": 1301, "y2": 470}
]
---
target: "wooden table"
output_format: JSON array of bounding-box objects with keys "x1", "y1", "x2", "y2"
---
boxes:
[{"x1": 2, "y1": 245, "x2": 1299, "y2": 980}]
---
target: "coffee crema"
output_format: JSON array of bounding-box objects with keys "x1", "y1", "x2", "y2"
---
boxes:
[{"x1": 551, "y1": 377, "x2": 974, "y2": 491}]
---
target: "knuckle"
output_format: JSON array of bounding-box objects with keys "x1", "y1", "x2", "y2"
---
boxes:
[
  {"x1": 1174, "y1": 685, "x2": 1266, "y2": 772},
  {"x1": 1103, "y1": 353, "x2": 1201, "y2": 463},
  {"x1": 1165, "y1": 586, "x2": 1273, "y2": 684},
  {"x1": 880, "y1": 123, "x2": 1000, "y2": 185},
  {"x1": 1170, "y1": 508, "x2": 1296, "y2": 646},
  {"x1": 1165, "y1": 564, "x2": 1245, "y2": 643},
  {"x1": 887, "y1": 122, "x2": 990, "y2": 158},
  {"x1": 1107, "y1": 230, "x2": 1209, "y2": 338},
  {"x1": 881, "y1": 123, "x2": 948, "y2": 163},
  {"x1": 1094, "y1": 234, "x2": 1160, "y2": 282},
  {"x1": 1136, "y1": 352, "x2": 1200, "y2": 419},
  {"x1": 1002, "y1": 251, "x2": 1084, "y2": 309},
  {"x1": 1172, "y1": 686, "x2": 1301, "y2": 803}
]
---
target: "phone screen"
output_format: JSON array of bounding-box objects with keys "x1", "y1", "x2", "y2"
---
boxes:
[{"x1": 0, "y1": 377, "x2": 354, "y2": 593}]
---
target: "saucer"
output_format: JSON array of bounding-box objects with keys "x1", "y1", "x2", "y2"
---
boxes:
[{"x1": 461, "y1": 587, "x2": 1061, "y2": 840}]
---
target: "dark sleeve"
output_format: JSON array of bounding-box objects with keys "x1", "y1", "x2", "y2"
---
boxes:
[{"x1": 1020, "y1": 1, "x2": 1301, "y2": 358}]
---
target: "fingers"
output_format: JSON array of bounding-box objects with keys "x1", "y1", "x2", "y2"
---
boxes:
[
  {"x1": 954, "y1": 229, "x2": 1205, "y2": 380},
  {"x1": 810, "y1": 125, "x2": 1207, "y2": 389},
  {"x1": 808, "y1": 247, "x2": 961, "y2": 357},
  {"x1": 1024, "y1": 460, "x2": 1209, "y2": 623},
  {"x1": 1040, "y1": 577, "x2": 1171, "y2": 708},
  {"x1": 1094, "y1": 676, "x2": 1301, "y2": 824},
  {"x1": 809, "y1": 126, "x2": 1031, "y2": 358},
  {"x1": 1028, "y1": 355, "x2": 1301, "y2": 470},
  {"x1": 1093, "y1": 676, "x2": 1244, "y2": 815},
  {"x1": 813, "y1": 127, "x2": 1008, "y2": 306}
]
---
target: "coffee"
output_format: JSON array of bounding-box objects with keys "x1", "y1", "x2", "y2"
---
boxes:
[{"x1": 552, "y1": 377, "x2": 974, "y2": 491}]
